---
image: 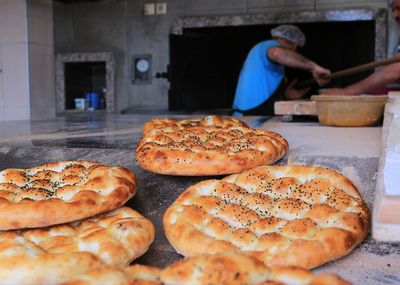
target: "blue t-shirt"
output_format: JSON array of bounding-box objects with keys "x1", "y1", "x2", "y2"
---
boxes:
[{"x1": 233, "y1": 40, "x2": 284, "y2": 111}]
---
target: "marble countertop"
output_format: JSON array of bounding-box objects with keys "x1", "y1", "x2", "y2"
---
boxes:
[{"x1": 0, "y1": 114, "x2": 398, "y2": 284}]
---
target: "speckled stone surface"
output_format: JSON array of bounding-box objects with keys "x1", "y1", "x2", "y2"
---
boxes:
[
  {"x1": 0, "y1": 114, "x2": 399, "y2": 284},
  {"x1": 171, "y1": 8, "x2": 387, "y2": 61}
]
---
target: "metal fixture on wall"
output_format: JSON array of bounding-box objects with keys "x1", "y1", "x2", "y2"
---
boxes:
[{"x1": 132, "y1": 55, "x2": 152, "y2": 84}]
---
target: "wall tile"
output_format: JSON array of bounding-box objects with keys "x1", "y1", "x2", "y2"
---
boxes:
[
  {"x1": 0, "y1": 16, "x2": 4, "y2": 45},
  {"x1": 29, "y1": 44, "x2": 47, "y2": 106},
  {"x1": 28, "y1": 0, "x2": 49, "y2": 19},
  {"x1": 127, "y1": 0, "x2": 184, "y2": 16},
  {"x1": 0, "y1": 44, "x2": 2, "y2": 75},
  {"x1": 127, "y1": 14, "x2": 173, "y2": 110},
  {"x1": 29, "y1": 44, "x2": 55, "y2": 120},
  {"x1": 0, "y1": 107, "x2": 4, "y2": 121},
  {"x1": 162, "y1": 0, "x2": 184, "y2": 14},
  {"x1": 2, "y1": 43, "x2": 29, "y2": 107},
  {"x1": 28, "y1": 10, "x2": 47, "y2": 45},
  {"x1": 1, "y1": 0, "x2": 27, "y2": 44},
  {"x1": 0, "y1": 66, "x2": 3, "y2": 109},
  {"x1": 4, "y1": 106, "x2": 30, "y2": 121},
  {"x1": 286, "y1": 0, "x2": 315, "y2": 6},
  {"x1": 115, "y1": 77, "x2": 128, "y2": 112},
  {"x1": 46, "y1": 9, "x2": 54, "y2": 47},
  {"x1": 72, "y1": 0, "x2": 126, "y2": 19},
  {"x1": 30, "y1": 104, "x2": 55, "y2": 120},
  {"x1": 53, "y1": 5, "x2": 74, "y2": 52},
  {"x1": 183, "y1": 0, "x2": 247, "y2": 15},
  {"x1": 71, "y1": 13, "x2": 126, "y2": 53},
  {"x1": 28, "y1": 0, "x2": 53, "y2": 45},
  {"x1": 248, "y1": 5, "x2": 315, "y2": 14}
]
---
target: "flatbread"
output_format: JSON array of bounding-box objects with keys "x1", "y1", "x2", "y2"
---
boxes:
[
  {"x1": 161, "y1": 253, "x2": 351, "y2": 285},
  {"x1": 0, "y1": 233, "x2": 106, "y2": 285},
  {"x1": 0, "y1": 161, "x2": 137, "y2": 230},
  {"x1": 143, "y1": 115, "x2": 248, "y2": 133},
  {"x1": 137, "y1": 124, "x2": 288, "y2": 176},
  {"x1": 21, "y1": 206, "x2": 154, "y2": 267},
  {"x1": 61, "y1": 253, "x2": 351, "y2": 285},
  {"x1": 61, "y1": 265, "x2": 162, "y2": 285},
  {"x1": 0, "y1": 207, "x2": 154, "y2": 284},
  {"x1": 164, "y1": 165, "x2": 369, "y2": 268}
]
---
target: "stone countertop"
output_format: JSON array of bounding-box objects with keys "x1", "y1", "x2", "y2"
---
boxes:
[{"x1": 0, "y1": 114, "x2": 398, "y2": 284}]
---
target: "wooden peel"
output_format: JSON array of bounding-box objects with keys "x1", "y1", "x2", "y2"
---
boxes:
[{"x1": 296, "y1": 54, "x2": 400, "y2": 89}]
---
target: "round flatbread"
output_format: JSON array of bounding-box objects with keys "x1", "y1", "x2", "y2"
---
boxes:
[
  {"x1": 143, "y1": 115, "x2": 248, "y2": 133},
  {"x1": 161, "y1": 253, "x2": 351, "y2": 285},
  {"x1": 164, "y1": 165, "x2": 369, "y2": 269},
  {"x1": 137, "y1": 125, "x2": 288, "y2": 176},
  {"x1": 21, "y1": 206, "x2": 155, "y2": 267},
  {"x1": 0, "y1": 233, "x2": 106, "y2": 285},
  {"x1": 61, "y1": 265, "x2": 162, "y2": 285},
  {"x1": 61, "y1": 253, "x2": 351, "y2": 285},
  {"x1": 0, "y1": 161, "x2": 137, "y2": 230}
]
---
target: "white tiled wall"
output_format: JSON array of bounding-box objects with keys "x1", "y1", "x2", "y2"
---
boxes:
[
  {"x1": 0, "y1": 41, "x2": 3, "y2": 121},
  {"x1": 0, "y1": 0, "x2": 30, "y2": 121},
  {"x1": 0, "y1": 0, "x2": 55, "y2": 122},
  {"x1": 28, "y1": 0, "x2": 55, "y2": 120}
]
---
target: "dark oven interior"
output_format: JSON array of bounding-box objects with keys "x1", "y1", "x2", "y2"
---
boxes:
[{"x1": 167, "y1": 20, "x2": 375, "y2": 111}]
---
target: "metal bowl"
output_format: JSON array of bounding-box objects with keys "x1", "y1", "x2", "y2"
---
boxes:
[{"x1": 311, "y1": 95, "x2": 388, "y2": 127}]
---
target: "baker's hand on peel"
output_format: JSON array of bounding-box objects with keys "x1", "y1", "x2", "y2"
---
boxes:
[
  {"x1": 285, "y1": 79, "x2": 310, "y2": 100},
  {"x1": 311, "y1": 65, "x2": 331, "y2": 86}
]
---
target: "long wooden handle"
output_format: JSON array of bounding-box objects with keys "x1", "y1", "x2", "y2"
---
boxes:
[{"x1": 296, "y1": 55, "x2": 400, "y2": 89}]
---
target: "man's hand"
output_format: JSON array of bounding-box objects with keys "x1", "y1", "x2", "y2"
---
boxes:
[
  {"x1": 311, "y1": 65, "x2": 331, "y2": 86},
  {"x1": 321, "y1": 88, "x2": 354, "y2": 95},
  {"x1": 285, "y1": 79, "x2": 311, "y2": 100}
]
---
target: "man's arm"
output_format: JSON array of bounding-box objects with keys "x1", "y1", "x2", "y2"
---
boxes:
[
  {"x1": 324, "y1": 63, "x2": 400, "y2": 95},
  {"x1": 268, "y1": 46, "x2": 330, "y2": 85}
]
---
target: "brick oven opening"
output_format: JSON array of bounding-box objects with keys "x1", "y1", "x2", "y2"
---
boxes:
[{"x1": 168, "y1": 20, "x2": 375, "y2": 112}]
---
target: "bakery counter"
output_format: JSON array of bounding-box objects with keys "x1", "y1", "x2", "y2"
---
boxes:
[{"x1": 0, "y1": 114, "x2": 399, "y2": 284}]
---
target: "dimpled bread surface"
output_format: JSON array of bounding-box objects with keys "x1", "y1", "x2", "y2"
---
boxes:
[
  {"x1": 142, "y1": 115, "x2": 249, "y2": 134},
  {"x1": 61, "y1": 253, "x2": 351, "y2": 285},
  {"x1": 136, "y1": 124, "x2": 288, "y2": 176},
  {"x1": 0, "y1": 161, "x2": 137, "y2": 230},
  {"x1": 0, "y1": 233, "x2": 107, "y2": 285},
  {"x1": 163, "y1": 165, "x2": 369, "y2": 269},
  {"x1": 20, "y1": 206, "x2": 155, "y2": 267}
]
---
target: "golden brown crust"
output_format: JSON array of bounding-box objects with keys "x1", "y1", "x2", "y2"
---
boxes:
[
  {"x1": 0, "y1": 161, "x2": 137, "y2": 230},
  {"x1": 163, "y1": 165, "x2": 369, "y2": 269},
  {"x1": 137, "y1": 124, "x2": 288, "y2": 176},
  {"x1": 0, "y1": 232, "x2": 107, "y2": 285},
  {"x1": 21, "y1": 207, "x2": 155, "y2": 266},
  {"x1": 143, "y1": 115, "x2": 248, "y2": 133},
  {"x1": 61, "y1": 265, "x2": 162, "y2": 285},
  {"x1": 161, "y1": 253, "x2": 351, "y2": 285},
  {"x1": 60, "y1": 253, "x2": 350, "y2": 285}
]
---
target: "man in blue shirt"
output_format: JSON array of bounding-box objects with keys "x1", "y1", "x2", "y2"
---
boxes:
[{"x1": 233, "y1": 25, "x2": 331, "y2": 115}]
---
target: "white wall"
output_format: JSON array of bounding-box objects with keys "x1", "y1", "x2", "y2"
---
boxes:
[
  {"x1": 0, "y1": 0, "x2": 55, "y2": 122},
  {"x1": 0, "y1": 0, "x2": 30, "y2": 121},
  {"x1": 27, "y1": 0, "x2": 55, "y2": 120}
]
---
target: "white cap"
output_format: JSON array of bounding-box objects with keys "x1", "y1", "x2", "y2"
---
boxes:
[{"x1": 270, "y1": 25, "x2": 306, "y2": 47}]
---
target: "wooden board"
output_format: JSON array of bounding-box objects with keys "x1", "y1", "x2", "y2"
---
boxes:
[
  {"x1": 372, "y1": 92, "x2": 400, "y2": 241},
  {"x1": 274, "y1": 100, "x2": 317, "y2": 115}
]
